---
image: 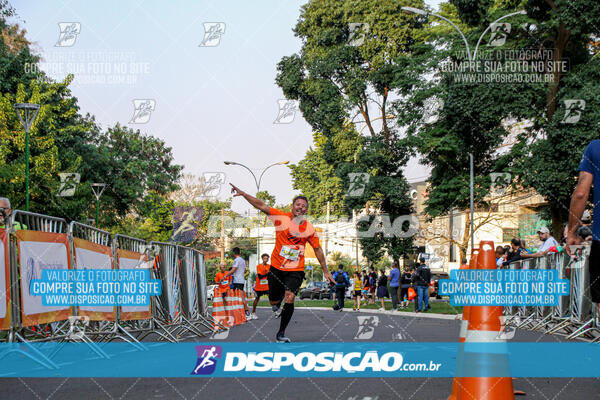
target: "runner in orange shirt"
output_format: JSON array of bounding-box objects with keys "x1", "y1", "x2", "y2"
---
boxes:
[
  {"x1": 250, "y1": 253, "x2": 271, "y2": 320},
  {"x1": 230, "y1": 183, "x2": 334, "y2": 342},
  {"x1": 214, "y1": 263, "x2": 231, "y2": 299}
]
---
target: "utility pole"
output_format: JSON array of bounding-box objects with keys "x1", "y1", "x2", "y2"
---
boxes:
[
  {"x1": 353, "y1": 209, "x2": 359, "y2": 271},
  {"x1": 220, "y1": 208, "x2": 225, "y2": 264},
  {"x1": 325, "y1": 201, "x2": 330, "y2": 257},
  {"x1": 14, "y1": 103, "x2": 40, "y2": 211}
]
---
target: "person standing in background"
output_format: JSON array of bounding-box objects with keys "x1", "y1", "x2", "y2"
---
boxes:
[
  {"x1": 368, "y1": 266, "x2": 377, "y2": 304},
  {"x1": 223, "y1": 247, "x2": 250, "y2": 317},
  {"x1": 412, "y1": 256, "x2": 431, "y2": 312},
  {"x1": 389, "y1": 261, "x2": 400, "y2": 311},
  {"x1": 376, "y1": 269, "x2": 389, "y2": 311},
  {"x1": 352, "y1": 270, "x2": 362, "y2": 311},
  {"x1": 332, "y1": 265, "x2": 349, "y2": 311},
  {"x1": 400, "y1": 267, "x2": 413, "y2": 309}
]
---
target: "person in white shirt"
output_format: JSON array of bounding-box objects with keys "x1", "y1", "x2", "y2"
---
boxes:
[
  {"x1": 520, "y1": 227, "x2": 559, "y2": 258},
  {"x1": 223, "y1": 247, "x2": 250, "y2": 316}
]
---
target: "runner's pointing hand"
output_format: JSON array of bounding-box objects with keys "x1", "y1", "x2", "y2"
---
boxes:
[
  {"x1": 323, "y1": 269, "x2": 335, "y2": 285},
  {"x1": 230, "y1": 183, "x2": 244, "y2": 197}
]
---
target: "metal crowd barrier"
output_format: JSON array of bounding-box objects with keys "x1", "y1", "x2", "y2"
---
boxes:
[
  {"x1": 178, "y1": 246, "x2": 215, "y2": 335},
  {"x1": 503, "y1": 248, "x2": 600, "y2": 342},
  {"x1": 0, "y1": 210, "x2": 217, "y2": 349}
]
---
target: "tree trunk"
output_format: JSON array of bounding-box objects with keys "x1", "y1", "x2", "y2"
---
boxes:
[
  {"x1": 545, "y1": 23, "x2": 570, "y2": 120},
  {"x1": 551, "y1": 204, "x2": 565, "y2": 242}
]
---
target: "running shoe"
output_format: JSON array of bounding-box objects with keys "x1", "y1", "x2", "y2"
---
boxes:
[
  {"x1": 250, "y1": 313, "x2": 258, "y2": 320},
  {"x1": 276, "y1": 332, "x2": 291, "y2": 343}
]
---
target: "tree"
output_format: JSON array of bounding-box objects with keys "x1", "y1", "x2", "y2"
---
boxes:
[
  {"x1": 277, "y1": 0, "x2": 420, "y2": 264},
  {"x1": 289, "y1": 128, "x2": 359, "y2": 217},
  {"x1": 399, "y1": 0, "x2": 600, "y2": 251}
]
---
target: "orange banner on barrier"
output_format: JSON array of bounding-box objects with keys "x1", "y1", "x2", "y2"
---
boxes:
[
  {"x1": 116, "y1": 249, "x2": 152, "y2": 321},
  {"x1": 0, "y1": 229, "x2": 11, "y2": 331},
  {"x1": 73, "y1": 237, "x2": 116, "y2": 322},
  {"x1": 15, "y1": 230, "x2": 72, "y2": 327}
]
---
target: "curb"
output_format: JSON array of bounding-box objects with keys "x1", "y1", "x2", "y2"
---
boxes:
[{"x1": 256, "y1": 306, "x2": 462, "y2": 321}]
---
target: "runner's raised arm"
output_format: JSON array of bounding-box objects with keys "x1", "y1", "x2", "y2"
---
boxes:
[{"x1": 230, "y1": 183, "x2": 270, "y2": 214}]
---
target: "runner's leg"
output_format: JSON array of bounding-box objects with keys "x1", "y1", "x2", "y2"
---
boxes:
[
  {"x1": 278, "y1": 290, "x2": 295, "y2": 336},
  {"x1": 252, "y1": 293, "x2": 260, "y2": 313}
]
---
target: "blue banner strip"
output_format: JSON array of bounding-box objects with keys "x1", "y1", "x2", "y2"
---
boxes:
[{"x1": 0, "y1": 342, "x2": 598, "y2": 378}]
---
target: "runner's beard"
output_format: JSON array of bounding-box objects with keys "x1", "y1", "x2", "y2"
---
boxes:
[{"x1": 292, "y1": 214, "x2": 305, "y2": 225}]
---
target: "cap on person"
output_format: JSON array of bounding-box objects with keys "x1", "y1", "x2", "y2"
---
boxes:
[{"x1": 537, "y1": 227, "x2": 550, "y2": 234}]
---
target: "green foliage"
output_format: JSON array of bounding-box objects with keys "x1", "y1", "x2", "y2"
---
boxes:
[
  {"x1": 400, "y1": 0, "x2": 600, "y2": 240},
  {"x1": 328, "y1": 251, "x2": 353, "y2": 269},
  {"x1": 289, "y1": 128, "x2": 359, "y2": 216},
  {"x1": 0, "y1": 10, "x2": 184, "y2": 230},
  {"x1": 278, "y1": 0, "x2": 420, "y2": 264}
]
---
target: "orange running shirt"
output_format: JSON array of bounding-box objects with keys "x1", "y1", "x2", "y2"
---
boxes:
[
  {"x1": 215, "y1": 272, "x2": 231, "y2": 293},
  {"x1": 254, "y1": 263, "x2": 270, "y2": 291},
  {"x1": 268, "y1": 207, "x2": 321, "y2": 272}
]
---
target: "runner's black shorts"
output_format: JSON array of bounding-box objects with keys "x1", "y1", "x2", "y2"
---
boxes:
[
  {"x1": 353, "y1": 290, "x2": 361, "y2": 297},
  {"x1": 268, "y1": 266, "x2": 305, "y2": 302},
  {"x1": 588, "y1": 240, "x2": 600, "y2": 303},
  {"x1": 231, "y1": 283, "x2": 245, "y2": 291},
  {"x1": 254, "y1": 290, "x2": 269, "y2": 297}
]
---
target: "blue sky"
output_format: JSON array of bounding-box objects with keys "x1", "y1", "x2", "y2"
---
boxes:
[{"x1": 13, "y1": 0, "x2": 442, "y2": 213}]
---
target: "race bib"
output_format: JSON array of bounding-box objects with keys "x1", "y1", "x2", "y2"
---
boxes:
[
  {"x1": 280, "y1": 245, "x2": 300, "y2": 261},
  {"x1": 221, "y1": 280, "x2": 229, "y2": 285},
  {"x1": 259, "y1": 279, "x2": 268, "y2": 285}
]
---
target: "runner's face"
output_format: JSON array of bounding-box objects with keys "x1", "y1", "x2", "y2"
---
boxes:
[
  {"x1": 261, "y1": 255, "x2": 269, "y2": 264},
  {"x1": 291, "y1": 198, "x2": 308, "y2": 218}
]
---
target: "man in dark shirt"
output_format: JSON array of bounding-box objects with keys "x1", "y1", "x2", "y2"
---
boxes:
[
  {"x1": 503, "y1": 238, "x2": 526, "y2": 266},
  {"x1": 567, "y1": 140, "x2": 600, "y2": 315},
  {"x1": 412, "y1": 256, "x2": 431, "y2": 312}
]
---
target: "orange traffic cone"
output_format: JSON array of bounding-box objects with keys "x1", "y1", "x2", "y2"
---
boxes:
[
  {"x1": 457, "y1": 241, "x2": 514, "y2": 400},
  {"x1": 211, "y1": 291, "x2": 230, "y2": 330},
  {"x1": 448, "y1": 248, "x2": 478, "y2": 400},
  {"x1": 238, "y1": 289, "x2": 247, "y2": 324}
]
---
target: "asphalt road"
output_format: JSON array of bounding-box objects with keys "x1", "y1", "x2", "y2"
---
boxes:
[{"x1": 1, "y1": 307, "x2": 598, "y2": 400}]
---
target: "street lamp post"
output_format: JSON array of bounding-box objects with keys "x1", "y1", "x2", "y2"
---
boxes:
[
  {"x1": 90, "y1": 183, "x2": 106, "y2": 227},
  {"x1": 14, "y1": 103, "x2": 40, "y2": 211},
  {"x1": 401, "y1": 7, "x2": 526, "y2": 251},
  {"x1": 224, "y1": 160, "x2": 289, "y2": 261}
]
